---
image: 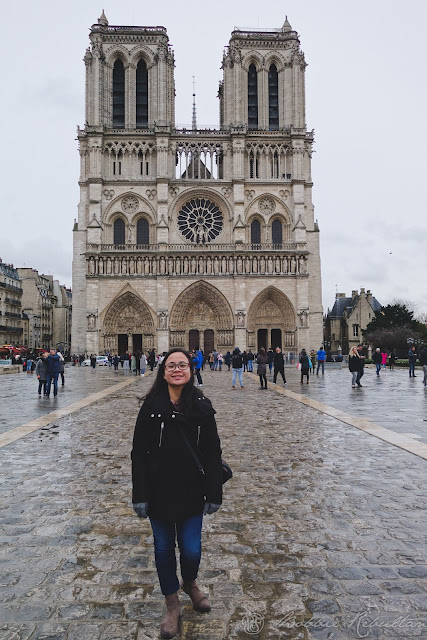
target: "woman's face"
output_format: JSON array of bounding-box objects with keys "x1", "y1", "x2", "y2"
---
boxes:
[{"x1": 163, "y1": 351, "x2": 191, "y2": 388}]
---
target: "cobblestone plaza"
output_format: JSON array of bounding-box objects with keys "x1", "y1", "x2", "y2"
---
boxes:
[{"x1": 1, "y1": 365, "x2": 427, "y2": 639}]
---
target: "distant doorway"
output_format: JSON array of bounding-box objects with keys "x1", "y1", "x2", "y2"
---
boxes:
[
  {"x1": 118, "y1": 334, "x2": 128, "y2": 355},
  {"x1": 270, "y1": 329, "x2": 282, "y2": 350},
  {"x1": 189, "y1": 329, "x2": 200, "y2": 352},
  {"x1": 204, "y1": 329, "x2": 214, "y2": 354},
  {"x1": 133, "y1": 334, "x2": 142, "y2": 353},
  {"x1": 257, "y1": 328, "x2": 268, "y2": 351}
]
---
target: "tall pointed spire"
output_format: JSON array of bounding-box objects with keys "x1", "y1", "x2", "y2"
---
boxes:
[
  {"x1": 192, "y1": 76, "x2": 197, "y2": 131},
  {"x1": 98, "y1": 10, "x2": 108, "y2": 27},
  {"x1": 282, "y1": 16, "x2": 292, "y2": 32}
]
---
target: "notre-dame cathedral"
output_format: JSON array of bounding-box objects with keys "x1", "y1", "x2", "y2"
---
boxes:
[{"x1": 71, "y1": 12, "x2": 322, "y2": 356}]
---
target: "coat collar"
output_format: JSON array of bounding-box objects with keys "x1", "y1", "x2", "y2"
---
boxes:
[{"x1": 145, "y1": 386, "x2": 215, "y2": 419}]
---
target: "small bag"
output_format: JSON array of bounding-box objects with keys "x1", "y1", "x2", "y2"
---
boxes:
[
  {"x1": 178, "y1": 425, "x2": 232, "y2": 484},
  {"x1": 296, "y1": 362, "x2": 301, "y2": 370}
]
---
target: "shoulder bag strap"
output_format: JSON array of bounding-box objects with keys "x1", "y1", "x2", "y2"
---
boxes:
[{"x1": 177, "y1": 425, "x2": 205, "y2": 475}]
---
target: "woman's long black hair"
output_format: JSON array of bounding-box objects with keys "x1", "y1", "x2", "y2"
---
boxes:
[{"x1": 144, "y1": 348, "x2": 204, "y2": 415}]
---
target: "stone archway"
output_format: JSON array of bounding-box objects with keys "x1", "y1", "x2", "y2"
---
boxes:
[
  {"x1": 247, "y1": 286, "x2": 296, "y2": 351},
  {"x1": 101, "y1": 291, "x2": 155, "y2": 355},
  {"x1": 169, "y1": 281, "x2": 234, "y2": 352}
]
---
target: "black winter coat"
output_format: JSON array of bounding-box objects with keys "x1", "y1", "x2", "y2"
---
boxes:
[
  {"x1": 348, "y1": 354, "x2": 361, "y2": 372},
  {"x1": 299, "y1": 354, "x2": 310, "y2": 373},
  {"x1": 131, "y1": 387, "x2": 223, "y2": 522},
  {"x1": 273, "y1": 351, "x2": 284, "y2": 370}
]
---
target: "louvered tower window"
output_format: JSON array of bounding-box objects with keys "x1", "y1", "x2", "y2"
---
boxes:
[
  {"x1": 248, "y1": 64, "x2": 258, "y2": 130},
  {"x1": 136, "y1": 60, "x2": 148, "y2": 129},
  {"x1": 268, "y1": 64, "x2": 279, "y2": 130},
  {"x1": 113, "y1": 60, "x2": 125, "y2": 128},
  {"x1": 114, "y1": 218, "x2": 125, "y2": 245},
  {"x1": 137, "y1": 218, "x2": 149, "y2": 245},
  {"x1": 251, "y1": 220, "x2": 261, "y2": 245},
  {"x1": 272, "y1": 219, "x2": 283, "y2": 246}
]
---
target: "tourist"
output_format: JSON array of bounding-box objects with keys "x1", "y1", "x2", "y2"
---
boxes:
[
  {"x1": 381, "y1": 351, "x2": 388, "y2": 370},
  {"x1": 256, "y1": 347, "x2": 268, "y2": 389},
  {"x1": 35, "y1": 352, "x2": 48, "y2": 396},
  {"x1": 113, "y1": 354, "x2": 120, "y2": 371},
  {"x1": 122, "y1": 350, "x2": 131, "y2": 374},
  {"x1": 136, "y1": 352, "x2": 141, "y2": 375},
  {"x1": 208, "y1": 352, "x2": 214, "y2": 370},
  {"x1": 90, "y1": 354, "x2": 97, "y2": 369},
  {"x1": 131, "y1": 353, "x2": 137, "y2": 375},
  {"x1": 373, "y1": 348, "x2": 382, "y2": 376},
  {"x1": 217, "y1": 352, "x2": 223, "y2": 371},
  {"x1": 224, "y1": 351, "x2": 232, "y2": 371},
  {"x1": 389, "y1": 351, "x2": 396, "y2": 370},
  {"x1": 348, "y1": 346, "x2": 361, "y2": 388},
  {"x1": 45, "y1": 348, "x2": 61, "y2": 397},
  {"x1": 26, "y1": 356, "x2": 33, "y2": 373},
  {"x1": 148, "y1": 349, "x2": 156, "y2": 371},
  {"x1": 58, "y1": 351, "x2": 65, "y2": 386},
  {"x1": 192, "y1": 347, "x2": 203, "y2": 386},
  {"x1": 140, "y1": 351, "x2": 147, "y2": 376},
  {"x1": 299, "y1": 349, "x2": 310, "y2": 384},
  {"x1": 273, "y1": 346, "x2": 286, "y2": 385},
  {"x1": 212, "y1": 349, "x2": 219, "y2": 371},
  {"x1": 231, "y1": 347, "x2": 244, "y2": 389},
  {"x1": 408, "y1": 346, "x2": 417, "y2": 378},
  {"x1": 242, "y1": 350, "x2": 248, "y2": 372},
  {"x1": 355, "y1": 345, "x2": 366, "y2": 387},
  {"x1": 310, "y1": 349, "x2": 316, "y2": 369},
  {"x1": 247, "y1": 350, "x2": 254, "y2": 372},
  {"x1": 316, "y1": 345, "x2": 326, "y2": 375},
  {"x1": 419, "y1": 345, "x2": 427, "y2": 386},
  {"x1": 132, "y1": 348, "x2": 223, "y2": 639},
  {"x1": 267, "y1": 348, "x2": 274, "y2": 373}
]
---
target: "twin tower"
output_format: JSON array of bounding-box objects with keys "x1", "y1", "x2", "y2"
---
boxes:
[{"x1": 71, "y1": 13, "x2": 322, "y2": 356}]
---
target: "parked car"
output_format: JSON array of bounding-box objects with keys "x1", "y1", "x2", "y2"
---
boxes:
[
  {"x1": 96, "y1": 356, "x2": 109, "y2": 366},
  {"x1": 83, "y1": 359, "x2": 91, "y2": 366}
]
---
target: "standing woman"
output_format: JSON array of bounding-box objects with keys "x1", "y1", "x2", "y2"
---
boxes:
[
  {"x1": 131, "y1": 348, "x2": 223, "y2": 639},
  {"x1": 256, "y1": 347, "x2": 268, "y2": 389},
  {"x1": 299, "y1": 348, "x2": 310, "y2": 384},
  {"x1": 348, "y1": 346, "x2": 361, "y2": 388}
]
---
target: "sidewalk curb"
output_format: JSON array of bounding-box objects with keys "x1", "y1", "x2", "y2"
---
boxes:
[{"x1": 246, "y1": 372, "x2": 427, "y2": 462}]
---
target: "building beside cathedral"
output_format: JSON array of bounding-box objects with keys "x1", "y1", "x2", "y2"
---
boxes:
[{"x1": 71, "y1": 12, "x2": 322, "y2": 356}]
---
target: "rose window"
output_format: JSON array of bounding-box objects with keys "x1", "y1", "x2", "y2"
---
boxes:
[{"x1": 177, "y1": 198, "x2": 223, "y2": 244}]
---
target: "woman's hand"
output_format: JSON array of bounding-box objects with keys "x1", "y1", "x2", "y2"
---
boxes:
[
  {"x1": 133, "y1": 502, "x2": 149, "y2": 518},
  {"x1": 203, "y1": 502, "x2": 221, "y2": 515}
]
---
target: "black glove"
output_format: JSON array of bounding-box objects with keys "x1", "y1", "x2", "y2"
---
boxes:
[
  {"x1": 133, "y1": 502, "x2": 148, "y2": 518},
  {"x1": 203, "y1": 502, "x2": 221, "y2": 515}
]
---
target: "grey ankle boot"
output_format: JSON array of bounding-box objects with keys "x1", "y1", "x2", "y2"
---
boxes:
[{"x1": 160, "y1": 593, "x2": 180, "y2": 639}]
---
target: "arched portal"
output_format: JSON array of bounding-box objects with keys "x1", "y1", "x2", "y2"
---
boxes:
[
  {"x1": 169, "y1": 281, "x2": 234, "y2": 353},
  {"x1": 101, "y1": 291, "x2": 155, "y2": 355},
  {"x1": 247, "y1": 287, "x2": 296, "y2": 351}
]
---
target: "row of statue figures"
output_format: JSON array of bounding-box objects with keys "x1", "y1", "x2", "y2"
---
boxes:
[{"x1": 87, "y1": 254, "x2": 308, "y2": 277}]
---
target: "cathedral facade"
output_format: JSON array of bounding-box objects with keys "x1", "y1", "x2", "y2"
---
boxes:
[{"x1": 71, "y1": 12, "x2": 322, "y2": 356}]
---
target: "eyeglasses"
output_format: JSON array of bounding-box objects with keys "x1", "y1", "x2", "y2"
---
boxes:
[{"x1": 165, "y1": 362, "x2": 190, "y2": 371}]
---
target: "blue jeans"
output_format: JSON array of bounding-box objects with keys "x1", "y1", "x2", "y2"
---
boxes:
[
  {"x1": 46, "y1": 373, "x2": 59, "y2": 396},
  {"x1": 232, "y1": 367, "x2": 244, "y2": 387},
  {"x1": 409, "y1": 362, "x2": 415, "y2": 376},
  {"x1": 316, "y1": 361, "x2": 325, "y2": 374},
  {"x1": 247, "y1": 360, "x2": 253, "y2": 372},
  {"x1": 150, "y1": 514, "x2": 203, "y2": 595},
  {"x1": 376, "y1": 363, "x2": 381, "y2": 375}
]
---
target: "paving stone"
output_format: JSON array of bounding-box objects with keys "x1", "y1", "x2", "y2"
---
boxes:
[
  {"x1": 32, "y1": 623, "x2": 69, "y2": 639},
  {"x1": 1, "y1": 369, "x2": 427, "y2": 638}
]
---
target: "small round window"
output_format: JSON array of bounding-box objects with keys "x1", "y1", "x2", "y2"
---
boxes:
[{"x1": 177, "y1": 198, "x2": 223, "y2": 244}]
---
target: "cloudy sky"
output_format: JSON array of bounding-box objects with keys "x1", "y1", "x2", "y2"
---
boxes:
[{"x1": 1, "y1": 0, "x2": 426, "y2": 314}]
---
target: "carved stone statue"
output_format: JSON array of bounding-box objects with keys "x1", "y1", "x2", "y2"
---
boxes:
[
  {"x1": 159, "y1": 256, "x2": 166, "y2": 275},
  {"x1": 168, "y1": 257, "x2": 174, "y2": 275},
  {"x1": 221, "y1": 256, "x2": 227, "y2": 273},
  {"x1": 106, "y1": 257, "x2": 112, "y2": 275},
  {"x1": 159, "y1": 312, "x2": 167, "y2": 329},
  {"x1": 260, "y1": 256, "x2": 266, "y2": 274},
  {"x1": 213, "y1": 256, "x2": 220, "y2": 274},
  {"x1": 183, "y1": 257, "x2": 189, "y2": 274},
  {"x1": 267, "y1": 256, "x2": 273, "y2": 274},
  {"x1": 237, "y1": 311, "x2": 245, "y2": 327},
  {"x1": 236, "y1": 256, "x2": 243, "y2": 274}
]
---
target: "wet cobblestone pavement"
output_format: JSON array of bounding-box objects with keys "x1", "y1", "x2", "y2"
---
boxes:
[
  {"x1": 1, "y1": 369, "x2": 427, "y2": 639},
  {"x1": 0, "y1": 366, "x2": 134, "y2": 435},
  {"x1": 271, "y1": 365, "x2": 427, "y2": 444}
]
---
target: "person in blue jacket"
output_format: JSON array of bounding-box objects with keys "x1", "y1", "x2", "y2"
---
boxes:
[
  {"x1": 45, "y1": 348, "x2": 61, "y2": 397},
  {"x1": 192, "y1": 348, "x2": 203, "y2": 387},
  {"x1": 316, "y1": 345, "x2": 326, "y2": 375}
]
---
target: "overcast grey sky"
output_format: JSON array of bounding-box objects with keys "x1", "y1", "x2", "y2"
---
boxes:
[{"x1": 1, "y1": 0, "x2": 426, "y2": 314}]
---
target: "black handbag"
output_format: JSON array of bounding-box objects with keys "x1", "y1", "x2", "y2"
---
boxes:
[{"x1": 177, "y1": 425, "x2": 232, "y2": 484}]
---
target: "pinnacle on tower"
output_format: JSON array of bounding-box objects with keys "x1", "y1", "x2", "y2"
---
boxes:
[
  {"x1": 98, "y1": 10, "x2": 108, "y2": 27},
  {"x1": 282, "y1": 16, "x2": 292, "y2": 32},
  {"x1": 192, "y1": 76, "x2": 197, "y2": 131}
]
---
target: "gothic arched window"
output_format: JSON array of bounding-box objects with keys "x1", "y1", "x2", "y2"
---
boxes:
[
  {"x1": 251, "y1": 219, "x2": 261, "y2": 245},
  {"x1": 248, "y1": 64, "x2": 258, "y2": 130},
  {"x1": 137, "y1": 218, "x2": 149, "y2": 245},
  {"x1": 272, "y1": 219, "x2": 283, "y2": 246},
  {"x1": 268, "y1": 64, "x2": 279, "y2": 130},
  {"x1": 136, "y1": 59, "x2": 148, "y2": 129},
  {"x1": 113, "y1": 59, "x2": 125, "y2": 128},
  {"x1": 114, "y1": 218, "x2": 125, "y2": 245}
]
